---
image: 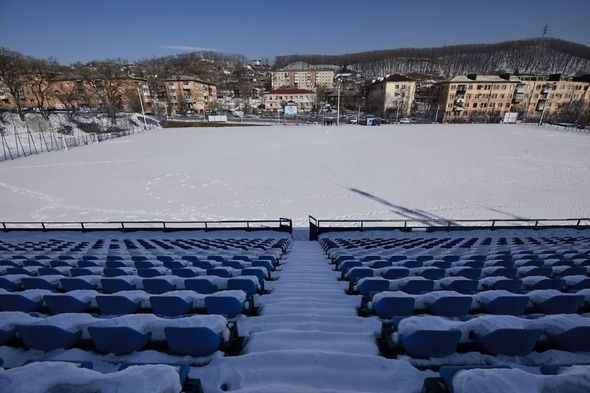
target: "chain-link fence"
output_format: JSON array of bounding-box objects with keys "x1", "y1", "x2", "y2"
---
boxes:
[{"x1": 0, "y1": 112, "x2": 160, "y2": 162}]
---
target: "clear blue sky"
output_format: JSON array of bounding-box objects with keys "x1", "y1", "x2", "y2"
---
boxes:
[{"x1": 1, "y1": 0, "x2": 589, "y2": 65}]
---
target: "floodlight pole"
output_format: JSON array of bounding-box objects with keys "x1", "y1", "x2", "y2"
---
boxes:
[
  {"x1": 137, "y1": 85, "x2": 148, "y2": 130},
  {"x1": 336, "y1": 85, "x2": 341, "y2": 126}
]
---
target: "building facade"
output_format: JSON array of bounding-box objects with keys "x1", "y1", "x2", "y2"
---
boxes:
[
  {"x1": 437, "y1": 74, "x2": 590, "y2": 123},
  {"x1": 365, "y1": 74, "x2": 416, "y2": 119},
  {"x1": 271, "y1": 69, "x2": 335, "y2": 91},
  {"x1": 263, "y1": 88, "x2": 316, "y2": 112},
  {"x1": 164, "y1": 76, "x2": 217, "y2": 114}
]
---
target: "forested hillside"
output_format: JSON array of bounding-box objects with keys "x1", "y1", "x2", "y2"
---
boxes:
[{"x1": 273, "y1": 38, "x2": 590, "y2": 78}]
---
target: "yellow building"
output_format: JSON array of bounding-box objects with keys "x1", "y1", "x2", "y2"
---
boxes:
[
  {"x1": 365, "y1": 74, "x2": 416, "y2": 119},
  {"x1": 164, "y1": 76, "x2": 217, "y2": 114}
]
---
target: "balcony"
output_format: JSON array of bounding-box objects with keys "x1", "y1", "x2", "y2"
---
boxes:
[
  {"x1": 513, "y1": 93, "x2": 525, "y2": 102},
  {"x1": 456, "y1": 85, "x2": 467, "y2": 93}
]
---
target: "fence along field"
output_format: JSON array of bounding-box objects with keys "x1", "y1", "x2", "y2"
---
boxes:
[{"x1": 0, "y1": 112, "x2": 156, "y2": 161}]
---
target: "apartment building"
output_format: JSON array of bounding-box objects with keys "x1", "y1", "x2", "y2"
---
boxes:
[
  {"x1": 437, "y1": 73, "x2": 590, "y2": 123},
  {"x1": 164, "y1": 76, "x2": 217, "y2": 114},
  {"x1": 365, "y1": 74, "x2": 416, "y2": 118},
  {"x1": 271, "y1": 69, "x2": 335, "y2": 91},
  {"x1": 263, "y1": 88, "x2": 316, "y2": 112}
]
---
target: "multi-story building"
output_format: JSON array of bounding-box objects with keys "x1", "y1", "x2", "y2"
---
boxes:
[
  {"x1": 437, "y1": 74, "x2": 520, "y2": 123},
  {"x1": 365, "y1": 74, "x2": 416, "y2": 118},
  {"x1": 164, "y1": 76, "x2": 217, "y2": 114},
  {"x1": 271, "y1": 69, "x2": 334, "y2": 91},
  {"x1": 263, "y1": 88, "x2": 316, "y2": 113},
  {"x1": 437, "y1": 73, "x2": 590, "y2": 123}
]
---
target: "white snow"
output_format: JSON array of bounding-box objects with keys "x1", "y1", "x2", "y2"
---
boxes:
[{"x1": 1, "y1": 124, "x2": 590, "y2": 392}]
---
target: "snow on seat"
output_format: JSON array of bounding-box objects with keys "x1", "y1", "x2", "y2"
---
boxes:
[
  {"x1": 478, "y1": 277, "x2": 523, "y2": 293},
  {"x1": 100, "y1": 276, "x2": 143, "y2": 294},
  {"x1": 346, "y1": 267, "x2": 374, "y2": 283},
  {"x1": 371, "y1": 291, "x2": 415, "y2": 319},
  {"x1": 88, "y1": 326, "x2": 152, "y2": 355},
  {"x1": 421, "y1": 292, "x2": 473, "y2": 318},
  {"x1": 44, "y1": 294, "x2": 91, "y2": 314},
  {"x1": 473, "y1": 328, "x2": 542, "y2": 356},
  {"x1": 0, "y1": 289, "x2": 53, "y2": 312},
  {"x1": 141, "y1": 278, "x2": 176, "y2": 294},
  {"x1": 204, "y1": 290, "x2": 247, "y2": 318},
  {"x1": 436, "y1": 365, "x2": 511, "y2": 393},
  {"x1": 21, "y1": 276, "x2": 61, "y2": 290},
  {"x1": 0, "y1": 361, "x2": 184, "y2": 393},
  {"x1": 474, "y1": 290, "x2": 530, "y2": 316},
  {"x1": 149, "y1": 296, "x2": 192, "y2": 317},
  {"x1": 0, "y1": 275, "x2": 26, "y2": 291},
  {"x1": 527, "y1": 289, "x2": 584, "y2": 314},
  {"x1": 522, "y1": 277, "x2": 566, "y2": 291},
  {"x1": 356, "y1": 277, "x2": 390, "y2": 298},
  {"x1": 227, "y1": 276, "x2": 259, "y2": 296},
  {"x1": 185, "y1": 277, "x2": 218, "y2": 294},
  {"x1": 399, "y1": 329, "x2": 462, "y2": 359},
  {"x1": 16, "y1": 325, "x2": 82, "y2": 351},
  {"x1": 436, "y1": 277, "x2": 479, "y2": 294},
  {"x1": 164, "y1": 326, "x2": 223, "y2": 357},
  {"x1": 563, "y1": 275, "x2": 590, "y2": 292},
  {"x1": 95, "y1": 292, "x2": 150, "y2": 315}
]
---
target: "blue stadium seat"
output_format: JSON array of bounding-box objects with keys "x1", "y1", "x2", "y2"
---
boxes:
[
  {"x1": 417, "y1": 268, "x2": 445, "y2": 280},
  {"x1": 105, "y1": 261, "x2": 127, "y2": 269},
  {"x1": 547, "y1": 326, "x2": 590, "y2": 352},
  {"x1": 370, "y1": 260, "x2": 393, "y2": 269},
  {"x1": 428, "y1": 296, "x2": 472, "y2": 318},
  {"x1": 38, "y1": 267, "x2": 65, "y2": 276},
  {"x1": 400, "y1": 330, "x2": 462, "y2": 358},
  {"x1": 346, "y1": 267, "x2": 374, "y2": 283},
  {"x1": 70, "y1": 268, "x2": 98, "y2": 277},
  {"x1": 453, "y1": 268, "x2": 482, "y2": 280},
  {"x1": 373, "y1": 296, "x2": 415, "y2": 319},
  {"x1": 381, "y1": 268, "x2": 410, "y2": 279},
  {"x1": 0, "y1": 328, "x2": 16, "y2": 345},
  {"x1": 185, "y1": 278, "x2": 217, "y2": 294},
  {"x1": 251, "y1": 260, "x2": 273, "y2": 273},
  {"x1": 142, "y1": 278, "x2": 175, "y2": 294},
  {"x1": 16, "y1": 325, "x2": 82, "y2": 351},
  {"x1": 88, "y1": 326, "x2": 151, "y2": 355},
  {"x1": 100, "y1": 278, "x2": 136, "y2": 294},
  {"x1": 525, "y1": 278, "x2": 565, "y2": 291},
  {"x1": 534, "y1": 294, "x2": 584, "y2": 314},
  {"x1": 163, "y1": 261, "x2": 185, "y2": 270},
  {"x1": 0, "y1": 277, "x2": 22, "y2": 291},
  {"x1": 21, "y1": 277, "x2": 59, "y2": 290},
  {"x1": 103, "y1": 268, "x2": 129, "y2": 277},
  {"x1": 227, "y1": 277, "x2": 258, "y2": 296},
  {"x1": 44, "y1": 295, "x2": 91, "y2": 314},
  {"x1": 171, "y1": 268, "x2": 198, "y2": 278},
  {"x1": 0, "y1": 294, "x2": 43, "y2": 312},
  {"x1": 400, "y1": 279, "x2": 434, "y2": 295},
  {"x1": 206, "y1": 268, "x2": 233, "y2": 278},
  {"x1": 482, "y1": 295, "x2": 529, "y2": 316},
  {"x1": 339, "y1": 260, "x2": 363, "y2": 273},
  {"x1": 193, "y1": 261, "x2": 215, "y2": 269},
  {"x1": 165, "y1": 327, "x2": 222, "y2": 357},
  {"x1": 149, "y1": 296, "x2": 192, "y2": 317},
  {"x1": 96, "y1": 295, "x2": 141, "y2": 315},
  {"x1": 441, "y1": 279, "x2": 479, "y2": 294},
  {"x1": 474, "y1": 328, "x2": 541, "y2": 356},
  {"x1": 222, "y1": 260, "x2": 244, "y2": 269},
  {"x1": 204, "y1": 296, "x2": 244, "y2": 318},
  {"x1": 486, "y1": 279, "x2": 523, "y2": 293},
  {"x1": 134, "y1": 261, "x2": 156, "y2": 269},
  {"x1": 137, "y1": 268, "x2": 163, "y2": 278},
  {"x1": 60, "y1": 278, "x2": 97, "y2": 291},
  {"x1": 357, "y1": 278, "x2": 390, "y2": 298},
  {"x1": 241, "y1": 267, "x2": 267, "y2": 282}
]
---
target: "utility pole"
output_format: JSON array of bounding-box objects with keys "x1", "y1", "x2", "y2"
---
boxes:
[
  {"x1": 542, "y1": 23, "x2": 549, "y2": 38},
  {"x1": 137, "y1": 84, "x2": 148, "y2": 130},
  {"x1": 336, "y1": 85, "x2": 341, "y2": 126}
]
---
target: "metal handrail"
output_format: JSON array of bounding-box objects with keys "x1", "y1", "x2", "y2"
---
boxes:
[
  {"x1": 308, "y1": 216, "x2": 590, "y2": 240},
  {"x1": 1, "y1": 218, "x2": 293, "y2": 234}
]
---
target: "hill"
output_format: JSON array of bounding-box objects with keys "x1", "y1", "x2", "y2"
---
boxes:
[{"x1": 273, "y1": 38, "x2": 590, "y2": 79}]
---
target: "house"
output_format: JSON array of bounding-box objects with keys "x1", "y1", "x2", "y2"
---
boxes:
[{"x1": 263, "y1": 88, "x2": 316, "y2": 113}]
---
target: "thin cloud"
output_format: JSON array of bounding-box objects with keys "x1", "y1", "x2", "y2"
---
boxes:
[{"x1": 161, "y1": 45, "x2": 221, "y2": 52}]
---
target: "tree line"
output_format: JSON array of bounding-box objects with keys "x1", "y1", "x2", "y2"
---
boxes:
[{"x1": 273, "y1": 38, "x2": 590, "y2": 79}]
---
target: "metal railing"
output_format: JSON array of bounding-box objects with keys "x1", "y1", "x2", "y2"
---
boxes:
[
  {"x1": 308, "y1": 215, "x2": 590, "y2": 240},
  {"x1": 1, "y1": 218, "x2": 293, "y2": 234}
]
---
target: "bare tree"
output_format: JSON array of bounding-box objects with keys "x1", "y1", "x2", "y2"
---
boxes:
[
  {"x1": 24, "y1": 57, "x2": 61, "y2": 119},
  {"x1": 0, "y1": 47, "x2": 27, "y2": 119},
  {"x1": 78, "y1": 60, "x2": 128, "y2": 123}
]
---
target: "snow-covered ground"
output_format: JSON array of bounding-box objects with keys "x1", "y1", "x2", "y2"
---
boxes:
[
  {"x1": 1, "y1": 123, "x2": 589, "y2": 225},
  {"x1": 1, "y1": 123, "x2": 590, "y2": 393}
]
